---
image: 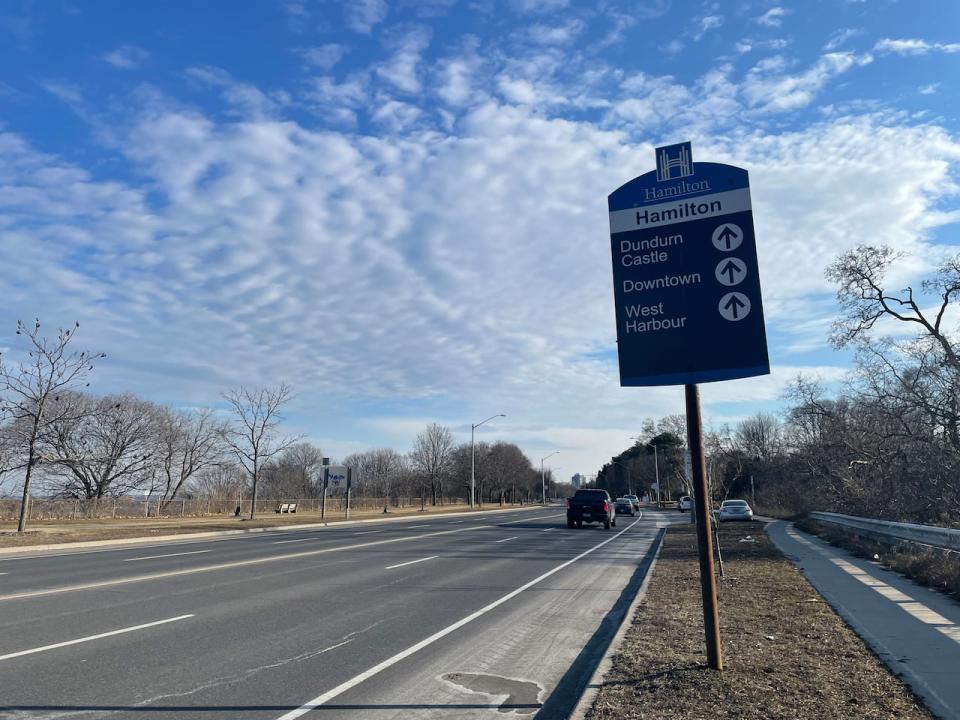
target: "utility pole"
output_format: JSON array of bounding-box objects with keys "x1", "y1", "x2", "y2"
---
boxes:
[
  {"x1": 541, "y1": 451, "x2": 559, "y2": 506},
  {"x1": 653, "y1": 443, "x2": 661, "y2": 508},
  {"x1": 470, "y1": 414, "x2": 504, "y2": 509}
]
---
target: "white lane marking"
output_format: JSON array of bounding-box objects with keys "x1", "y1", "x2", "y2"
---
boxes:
[
  {"x1": 275, "y1": 517, "x2": 642, "y2": 720},
  {"x1": 542, "y1": 528, "x2": 555, "y2": 532},
  {"x1": 495, "y1": 537, "x2": 518, "y2": 543},
  {"x1": 408, "y1": 525, "x2": 431, "y2": 529},
  {"x1": 498, "y1": 512, "x2": 564, "y2": 525},
  {"x1": 0, "y1": 614, "x2": 194, "y2": 661},
  {"x1": 0, "y1": 525, "x2": 489, "y2": 602},
  {"x1": 0, "y1": 508, "x2": 537, "y2": 563},
  {"x1": 351, "y1": 531, "x2": 381, "y2": 535},
  {"x1": 385, "y1": 556, "x2": 438, "y2": 570},
  {"x1": 273, "y1": 537, "x2": 320, "y2": 545},
  {"x1": 123, "y1": 550, "x2": 211, "y2": 562},
  {"x1": 449, "y1": 520, "x2": 465, "y2": 524}
]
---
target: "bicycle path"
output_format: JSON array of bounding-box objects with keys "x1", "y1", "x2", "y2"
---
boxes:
[{"x1": 767, "y1": 521, "x2": 960, "y2": 720}]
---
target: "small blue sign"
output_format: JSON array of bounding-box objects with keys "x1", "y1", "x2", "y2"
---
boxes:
[{"x1": 607, "y1": 142, "x2": 769, "y2": 387}]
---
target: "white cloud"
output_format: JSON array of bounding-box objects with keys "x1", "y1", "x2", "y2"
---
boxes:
[
  {"x1": 756, "y1": 7, "x2": 789, "y2": 28},
  {"x1": 742, "y1": 52, "x2": 873, "y2": 113},
  {"x1": 345, "y1": 0, "x2": 388, "y2": 34},
  {"x1": 375, "y1": 27, "x2": 432, "y2": 94},
  {"x1": 509, "y1": 0, "x2": 569, "y2": 14},
  {"x1": 919, "y1": 83, "x2": 939, "y2": 95},
  {"x1": 102, "y1": 44, "x2": 149, "y2": 69},
  {"x1": 185, "y1": 66, "x2": 289, "y2": 119},
  {"x1": 824, "y1": 28, "x2": 862, "y2": 51},
  {"x1": 296, "y1": 44, "x2": 347, "y2": 71},
  {"x1": 693, "y1": 15, "x2": 723, "y2": 41},
  {"x1": 662, "y1": 39, "x2": 686, "y2": 55},
  {"x1": 874, "y1": 38, "x2": 960, "y2": 55},
  {"x1": 527, "y1": 19, "x2": 584, "y2": 45}
]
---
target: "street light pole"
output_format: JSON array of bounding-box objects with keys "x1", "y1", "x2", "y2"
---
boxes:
[
  {"x1": 653, "y1": 443, "x2": 661, "y2": 507},
  {"x1": 471, "y1": 414, "x2": 505, "y2": 509},
  {"x1": 540, "y1": 451, "x2": 559, "y2": 506}
]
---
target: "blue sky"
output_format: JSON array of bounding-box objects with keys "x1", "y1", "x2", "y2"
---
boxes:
[{"x1": 1, "y1": 0, "x2": 959, "y2": 479}]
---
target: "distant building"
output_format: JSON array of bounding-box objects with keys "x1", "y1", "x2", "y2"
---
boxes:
[{"x1": 571, "y1": 473, "x2": 586, "y2": 488}]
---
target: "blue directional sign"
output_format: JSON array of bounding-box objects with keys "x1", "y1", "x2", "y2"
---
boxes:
[{"x1": 607, "y1": 142, "x2": 769, "y2": 386}]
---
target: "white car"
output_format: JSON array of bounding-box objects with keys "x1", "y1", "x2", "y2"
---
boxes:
[
  {"x1": 718, "y1": 499, "x2": 754, "y2": 522},
  {"x1": 678, "y1": 496, "x2": 692, "y2": 512}
]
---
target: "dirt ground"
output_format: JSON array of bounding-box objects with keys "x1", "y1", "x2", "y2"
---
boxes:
[
  {"x1": 587, "y1": 521, "x2": 931, "y2": 720},
  {"x1": 0, "y1": 502, "x2": 527, "y2": 548}
]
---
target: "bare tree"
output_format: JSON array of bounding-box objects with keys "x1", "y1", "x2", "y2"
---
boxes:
[
  {"x1": 346, "y1": 448, "x2": 406, "y2": 512},
  {"x1": 42, "y1": 393, "x2": 158, "y2": 499},
  {"x1": 0, "y1": 320, "x2": 103, "y2": 532},
  {"x1": 409, "y1": 423, "x2": 454, "y2": 505},
  {"x1": 221, "y1": 384, "x2": 299, "y2": 519},
  {"x1": 261, "y1": 442, "x2": 325, "y2": 499},
  {"x1": 156, "y1": 407, "x2": 225, "y2": 506},
  {"x1": 190, "y1": 461, "x2": 247, "y2": 500}
]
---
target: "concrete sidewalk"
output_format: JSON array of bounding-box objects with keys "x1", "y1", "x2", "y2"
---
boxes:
[{"x1": 768, "y1": 521, "x2": 960, "y2": 720}]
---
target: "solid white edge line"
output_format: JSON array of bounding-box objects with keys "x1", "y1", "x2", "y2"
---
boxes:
[
  {"x1": 384, "y1": 556, "x2": 439, "y2": 570},
  {"x1": 275, "y1": 517, "x2": 642, "y2": 720},
  {"x1": 494, "y1": 536, "x2": 519, "y2": 543},
  {"x1": 123, "y1": 550, "x2": 211, "y2": 562},
  {"x1": 0, "y1": 614, "x2": 194, "y2": 661}
]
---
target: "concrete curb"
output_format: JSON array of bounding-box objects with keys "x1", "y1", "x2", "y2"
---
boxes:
[
  {"x1": 569, "y1": 523, "x2": 667, "y2": 720},
  {"x1": 0, "y1": 504, "x2": 547, "y2": 557}
]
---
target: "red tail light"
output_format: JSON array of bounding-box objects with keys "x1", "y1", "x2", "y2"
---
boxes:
[
  {"x1": 566, "y1": 498, "x2": 572, "y2": 509},
  {"x1": 603, "y1": 501, "x2": 609, "y2": 511}
]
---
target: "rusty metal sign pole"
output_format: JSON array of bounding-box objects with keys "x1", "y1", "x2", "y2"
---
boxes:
[{"x1": 685, "y1": 383, "x2": 723, "y2": 671}]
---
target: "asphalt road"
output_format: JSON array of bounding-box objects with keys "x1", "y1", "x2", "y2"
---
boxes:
[{"x1": 0, "y1": 506, "x2": 667, "y2": 720}]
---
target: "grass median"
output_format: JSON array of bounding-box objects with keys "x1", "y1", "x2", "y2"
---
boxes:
[
  {"x1": 0, "y1": 502, "x2": 540, "y2": 548},
  {"x1": 587, "y1": 520, "x2": 931, "y2": 719}
]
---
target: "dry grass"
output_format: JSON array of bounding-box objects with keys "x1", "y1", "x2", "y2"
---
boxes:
[
  {"x1": 587, "y1": 522, "x2": 931, "y2": 720},
  {"x1": 0, "y1": 502, "x2": 530, "y2": 548},
  {"x1": 797, "y1": 518, "x2": 960, "y2": 601}
]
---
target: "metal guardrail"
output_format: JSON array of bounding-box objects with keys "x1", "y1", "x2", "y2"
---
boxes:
[{"x1": 809, "y1": 511, "x2": 960, "y2": 553}]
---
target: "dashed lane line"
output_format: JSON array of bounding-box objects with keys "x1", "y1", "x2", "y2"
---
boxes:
[
  {"x1": 0, "y1": 615, "x2": 194, "y2": 661},
  {"x1": 385, "y1": 556, "x2": 438, "y2": 570},
  {"x1": 0, "y1": 525, "x2": 493, "y2": 602},
  {"x1": 123, "y1": 550, "x2": 211, "y2": 562}
]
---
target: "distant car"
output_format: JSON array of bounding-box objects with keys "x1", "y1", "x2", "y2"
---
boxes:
[
  {"x1": 566, "y1": 489, "x2": 616, "y2": 529},
  {"x1": 718, "y1": 499, "x2": 754, "y2": 522},
  {"x1": 614, "y1": 497, "x2": 635, "y2": 516},
  {"x1": 624, "y1": 494, "x2": 640, "y2": 511},
  {"x1": 678, "y1": 496, "x2": 692, "y2": 513}
]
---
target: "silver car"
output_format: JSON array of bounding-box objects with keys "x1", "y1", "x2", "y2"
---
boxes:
[{"x1": 718, "y1": 499, "x2": 754, "y2": 522}]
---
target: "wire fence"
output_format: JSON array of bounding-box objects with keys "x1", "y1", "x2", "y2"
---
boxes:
[{"x1": 0, "y1": 495, "x2": 470, "y2": 522}]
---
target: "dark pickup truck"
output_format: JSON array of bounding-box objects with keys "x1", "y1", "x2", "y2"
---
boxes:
[{"x1": 566, "y1": 489, "x2": 616, "y2": 529}]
